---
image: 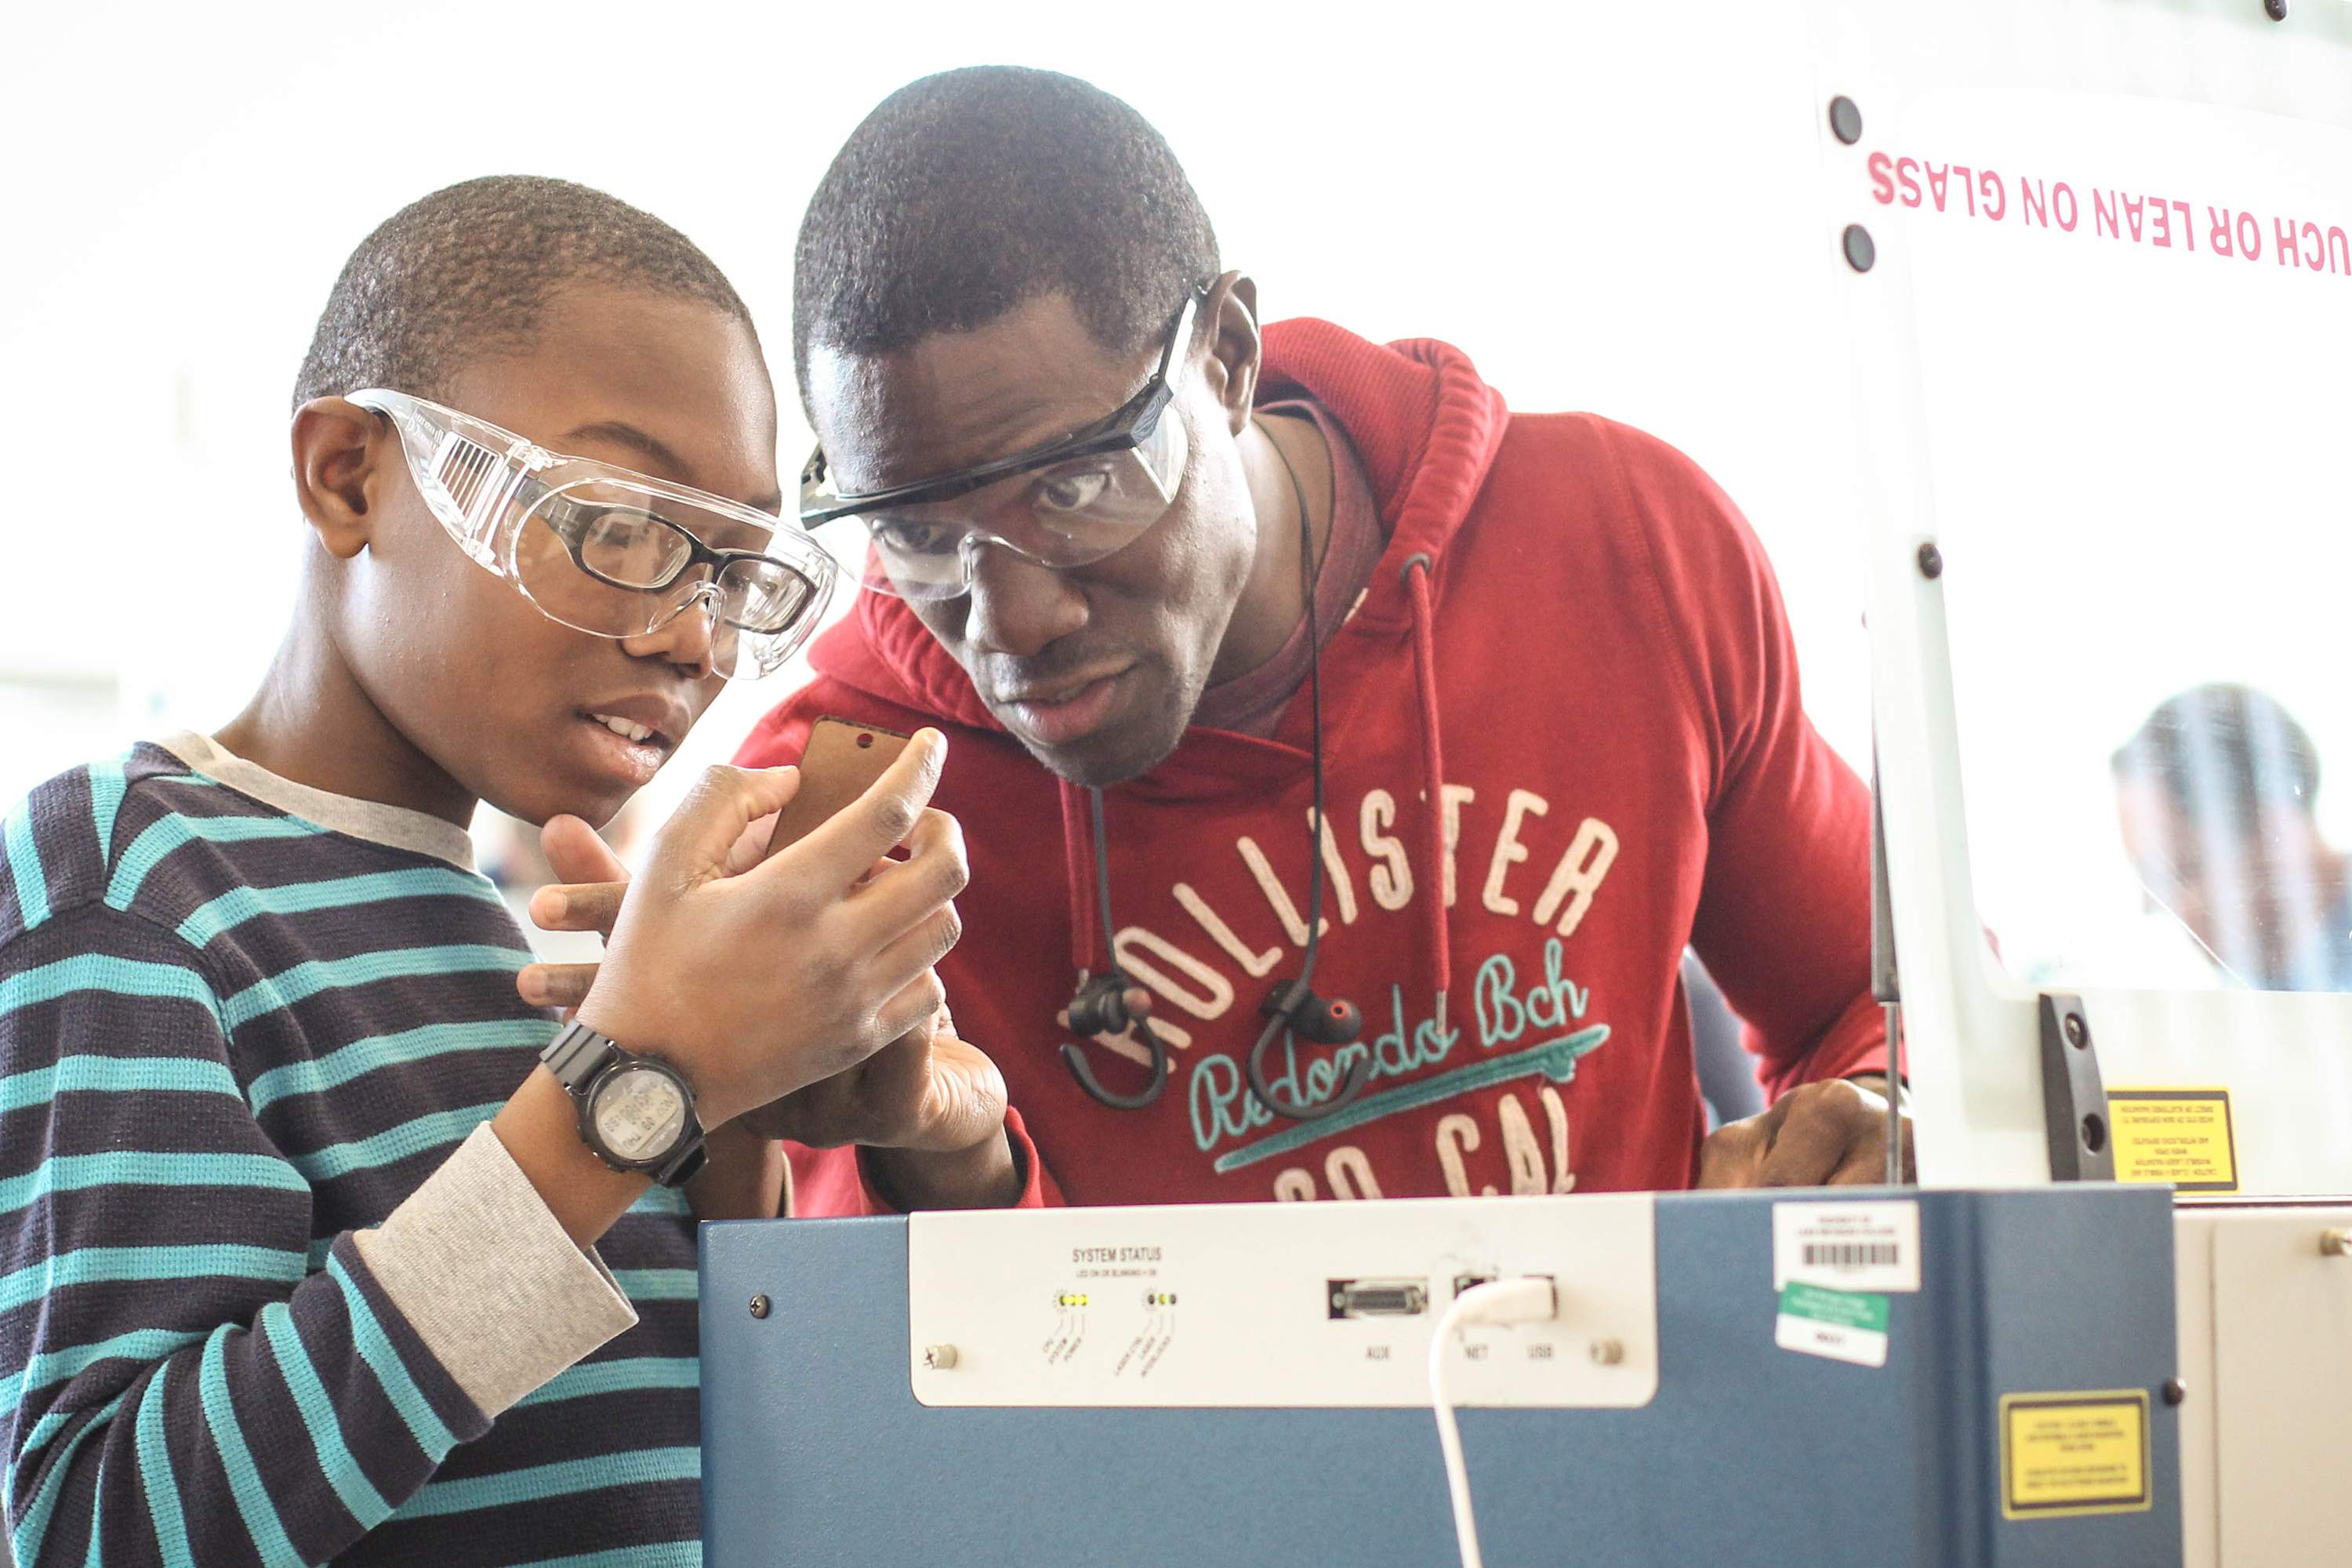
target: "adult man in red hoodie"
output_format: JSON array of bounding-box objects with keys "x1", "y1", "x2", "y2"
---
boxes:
[{"x1": 535, "y1": 66, "x2": 1903, "y2": 1212}]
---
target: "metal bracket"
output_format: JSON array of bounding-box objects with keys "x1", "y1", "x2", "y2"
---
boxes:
[
  {"x1": 2038, "y1": 994, "x2": 2116, "y2": 1180},
  {"x1": 1869, "y1": 744, "x2": 1906, "y2": 1182},
  {"x1": 1869, "y1": 747, "x2": 1900, "y2": 1006}
]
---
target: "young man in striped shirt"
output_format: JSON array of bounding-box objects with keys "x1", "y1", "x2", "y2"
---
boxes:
[{"x1": 0, "y1": 177, "x2": 1013, "y2": 1566}]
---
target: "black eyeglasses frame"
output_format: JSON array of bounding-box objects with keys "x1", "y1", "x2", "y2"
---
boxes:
[
  {"x1": 798, "y1": 290, "x2": 1204, "y2": 526},
  {"x1": 531, "y1": 483, "x2": 819, "y2": 634}
]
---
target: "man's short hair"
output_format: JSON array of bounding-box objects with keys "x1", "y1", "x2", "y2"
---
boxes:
[
  {"x1": 791, "y1": 67, "x2": 1220, "y2": 405},
  {"x1": 292, "y1": 175, "x2": 754, "y2": 412},
  {"x1": 2111, "y1": 683, "x2": 2321, "y2": 840}
]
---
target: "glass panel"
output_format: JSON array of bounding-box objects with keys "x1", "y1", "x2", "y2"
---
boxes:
[{"x1": 1888, "y1": 86, "x2": 2352, "y2": 994}]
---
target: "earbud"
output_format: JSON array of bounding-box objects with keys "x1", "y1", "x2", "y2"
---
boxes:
[
  {"x1": 1261, "y1": 978, "x2": 1363, "y2": 1045},
  {"x1": 1060, "y1": 971, "x2": 1169, "y2": 1111},
  {"x1": 1247, "y1": 978, "x2": 1372, "y2": 1121},
  {"x1": 1065, "y1": 973, "x2": 1142, "y2": 1039}
]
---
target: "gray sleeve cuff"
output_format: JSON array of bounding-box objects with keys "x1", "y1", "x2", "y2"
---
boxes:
[{"x1": 352, "y1": 1122, "x2": 640, "y2": 1417}]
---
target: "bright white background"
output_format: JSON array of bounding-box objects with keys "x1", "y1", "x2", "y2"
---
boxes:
[
  {"x1": 13, "y1": 0, "x2": 2342, "y2": 994},
  {"x1": 0, "y1": 0, "x2": 1875, "y2": 844}
]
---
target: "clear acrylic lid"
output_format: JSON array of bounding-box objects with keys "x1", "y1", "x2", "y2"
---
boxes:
[{"x1": 1815, "y1": 0, "x2": 2352, "y2": 1191}]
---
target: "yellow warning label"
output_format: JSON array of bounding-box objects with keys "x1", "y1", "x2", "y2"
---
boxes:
[
  {"x1": 2106, "y1": 1087, "x2": 2238, "y2": 1192},
  {"x1": 2000, "y1": 1391, "x2": 2151, "y2": 1519}
]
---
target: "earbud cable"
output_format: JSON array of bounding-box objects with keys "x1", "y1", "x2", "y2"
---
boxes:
[{"x1": 1243, "y1": 416, "x2": 1365, "y2": 1118}]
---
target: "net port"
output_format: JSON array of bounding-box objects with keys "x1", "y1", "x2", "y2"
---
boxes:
[
  {"x1": 1452, "y1": 1272, "x2": 1553, "y2": 1304},
  {"x1": 1327, "y1": 1278, "x2": 1429, "y2": 1319}
]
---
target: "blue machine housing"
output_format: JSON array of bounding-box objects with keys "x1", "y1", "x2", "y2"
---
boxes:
[{"x1": 702, "y1": 1186, "x2": 2179, "y2": 1566}]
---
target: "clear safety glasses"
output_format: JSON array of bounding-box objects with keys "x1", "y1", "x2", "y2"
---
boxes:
[
  {"x1": 349, "y1": 389, "x2": 838, "y2": 680},
  {"x1": 797, "y1": 292, "x2": 1200, "y2": 603}
]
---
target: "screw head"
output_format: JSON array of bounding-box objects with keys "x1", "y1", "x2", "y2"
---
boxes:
[
  {"x1": 2081, "y1": 1112, "x2": 2108, "y2": 1155},
  {"x1": 1589, "y1": 1338, "x2": 1626, "y2": 1367},
  {"x1": 2063, "y1": 1013, "x2": 2089, "y2": 1049},
  {"x1": 1828, "y1": 96, "x2": 1864, "y2": 145},
  {"x1": 2321, "y1": 1228, "x2": 2352, "y2": 1257},
  {"x1": 923, "y1": 1343, "x2": 960, "y2": 1370},
  {"x1": 2265, "y1": 0, "x2": 2288, "y2": 20},
  {"x1": 1842, "y1": 223, "x2": 1877, "y2": 273},
  {"x1": 749, "y1": 1294, "x2": 770, "y2": 1319},
  {"x1": 2162, "y1": 1377, "x2": 2189, "y2": 1406},
  {"x1": 1917, "y1": 541, "x2": 1944, "y2": 579}
]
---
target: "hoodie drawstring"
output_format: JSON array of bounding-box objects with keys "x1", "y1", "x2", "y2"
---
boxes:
[
  {"x1": 1057, "y1": 776, "x2": 1101, "y2": 974},
  {"x1": 1402, "y1": 552, "x2": 1451, "y2": 1035},
  {"x1": 1051, "y1": 554, "x2": 1448, "y2": 1103}
]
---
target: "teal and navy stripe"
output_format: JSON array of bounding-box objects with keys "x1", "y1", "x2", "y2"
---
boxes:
[{"x1": 2, "y1": 745, "x2": 703, "y2": 1566}]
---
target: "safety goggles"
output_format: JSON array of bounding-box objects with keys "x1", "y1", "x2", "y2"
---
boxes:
[
  {"x1": 349, "y1": 389, "x2": 837, "y2": 681},
  {"x1": 797, "y1": 292, "x2": 1201, "y2": 603}
]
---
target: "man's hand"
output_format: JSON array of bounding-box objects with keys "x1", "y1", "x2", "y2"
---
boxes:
[
  {"x1": 737, "y1": 1003, "x2": 1003, "y2": 1152},
  {"x1": 1697, "y1": 1075, "x2": 1914, "y2": 1188},
  {"x1": 746, "y1": 1003, "x2": 1019, "y2": 1210}
]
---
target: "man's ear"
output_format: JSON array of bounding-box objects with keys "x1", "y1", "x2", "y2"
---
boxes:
[
  {"x1": 290, "y1": 397, "x2": 387, "y2": 560},
  {"x1": 1197, "y1": 271, "x2": 1263, "y2": 437}
]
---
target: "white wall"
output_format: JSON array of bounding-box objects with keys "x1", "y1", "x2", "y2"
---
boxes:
[{"x1": 0, "y1": 0, "x2": 1873, "y2": 834}]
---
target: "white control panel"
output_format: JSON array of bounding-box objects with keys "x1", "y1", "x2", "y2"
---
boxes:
[{"x1": 906, "y1": 1195, "x2": 1657, "y2": 1408}]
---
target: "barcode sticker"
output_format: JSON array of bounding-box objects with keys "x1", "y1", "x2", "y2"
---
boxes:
[
  {"x1": 1802, "y1": 1243, "x2": 1900, "y2": 1269},
  {"x1": 1773, "y1": 1200, "x2": 1921, "y2": 1294}
]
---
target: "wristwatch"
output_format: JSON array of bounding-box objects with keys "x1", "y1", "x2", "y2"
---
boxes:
[{"x1": 540, "y1": 1022, "x2": 708, "y2": 1188}]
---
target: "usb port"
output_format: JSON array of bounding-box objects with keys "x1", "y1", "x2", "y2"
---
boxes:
[{"x1": 1328, "y1": 1277, "x2": 1429, "y2": 1319}]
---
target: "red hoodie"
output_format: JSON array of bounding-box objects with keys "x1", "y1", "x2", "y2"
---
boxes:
[{"x1": 741, "y1": 320, "x2": 1885, "y2": 1211}]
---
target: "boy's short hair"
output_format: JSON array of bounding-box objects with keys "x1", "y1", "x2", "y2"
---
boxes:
[
  {"x1": 791, "y1": 66, "x2": 1220, "y2": 407},
  {"x1": 292, "y1": 174, "x2": 755, "y2": 411}
]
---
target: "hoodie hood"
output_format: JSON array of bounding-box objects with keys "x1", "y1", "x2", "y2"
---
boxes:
[{"x1": 804, "y1": 318, "x2": 1512, "y2": 731}]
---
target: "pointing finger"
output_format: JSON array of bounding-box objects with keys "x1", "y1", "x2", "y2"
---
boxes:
[
  {"x1": 518, "y1": 961, "x2": 600, "y2": 1011},
  {"x1": 530, "y1": 880, "x2": 627, "y2": 935}
]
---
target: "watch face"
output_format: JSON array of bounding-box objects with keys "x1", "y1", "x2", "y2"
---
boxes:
[{"x1": 590, "y1": 1064, "x2": 688, "y2": 1164}]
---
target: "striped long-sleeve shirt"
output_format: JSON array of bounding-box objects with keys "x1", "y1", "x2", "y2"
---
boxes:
[{"x1": 2, "y1": 732, "x2": 704, "y2": 1567}]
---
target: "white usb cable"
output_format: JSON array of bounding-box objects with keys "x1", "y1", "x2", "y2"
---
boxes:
[{"x1": 1428, "y1": 1276, "x2": 1560, "y2": 1568}]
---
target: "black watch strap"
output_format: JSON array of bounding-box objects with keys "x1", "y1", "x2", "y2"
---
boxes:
[
  {"x1": 648, "y1": 1136, "x2": 707, "y2": 1190},
  {"x1": 539, "y1": 1022, "x2": 708, "y2": 1188},
  {"x1": 542, "y1": 1019, "x2": 621, "y2": 1093}
]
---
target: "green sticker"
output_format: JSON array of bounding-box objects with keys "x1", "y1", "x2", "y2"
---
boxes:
[{"x1": 1778, "y1": 1281, "x2": 1889, "y2": 1333}]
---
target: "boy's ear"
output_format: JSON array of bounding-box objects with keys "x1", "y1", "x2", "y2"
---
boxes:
[
  {"x1": 291, "y1": 397, "x2": 387, "y2": 560},
  {"x1": 1200, "y1": 270, "x2": 1263, "y2": 437}
]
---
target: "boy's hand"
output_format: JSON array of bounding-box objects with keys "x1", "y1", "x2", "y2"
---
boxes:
[
  {"x1": 516, "y1": 809, "x2": 775, "y2": 1014},
  {"x1": 564, "y1": 731, "x2": 966, "y2": 1128},
  {"x1": 521, "y1": 767, "x2": 1008, "y2": 1157},
  {"x1": 517, "y1": 822, "x2": 629, "y2": 1016}
]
